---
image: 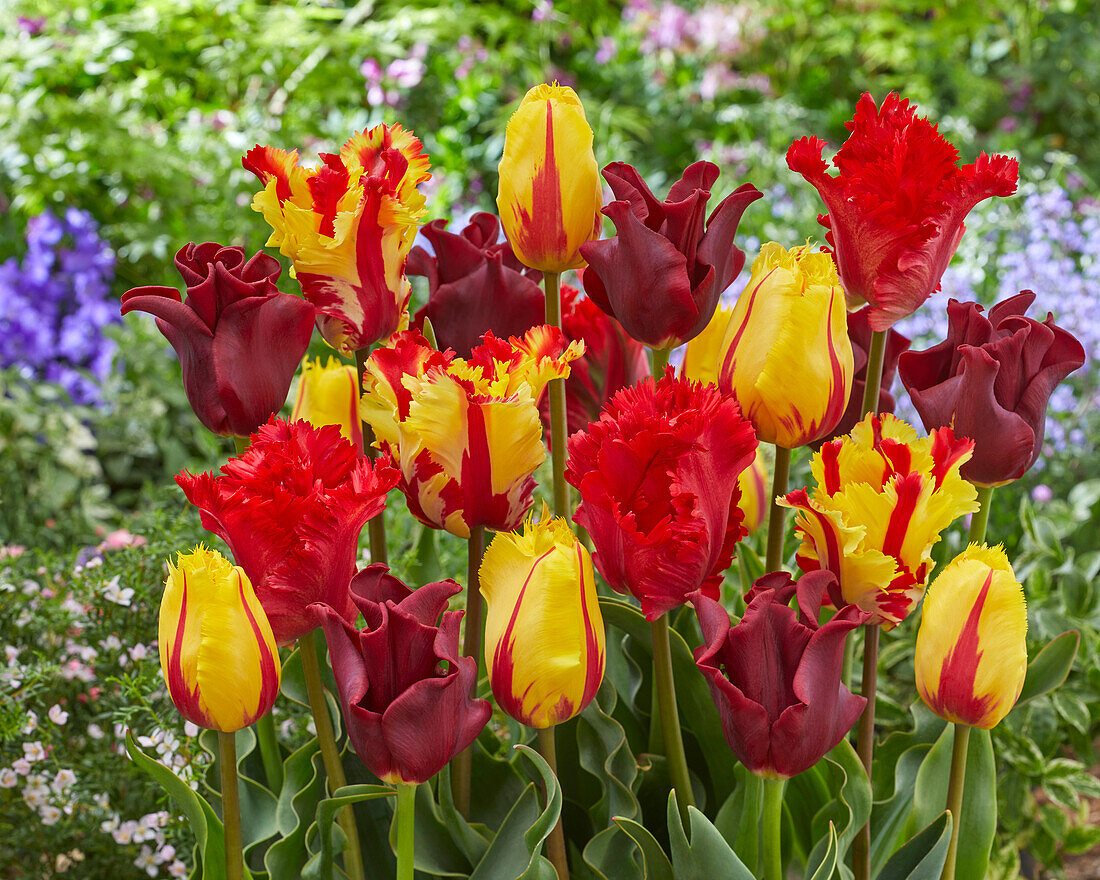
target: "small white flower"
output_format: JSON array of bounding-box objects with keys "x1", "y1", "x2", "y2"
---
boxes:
[
  {"x1": 112, "y1": 820, "x2": 138, "y2": 845},
  {"x1": 87, "y1": 723, "x2": 105, "y2": 740},
  {"x1": 11, "y1": 758, "x2": 31, "y2": 776},
  {"x1": 134, "y1": 846, "x2": 158, "y2": 875},
  {"x1": 52, "y1": 769, "x2": 77, "y2": 792},
  {"x1": 157, "y1": 844, "x2": 176, "y2": 864},
  {"x1": 48, "y1": 704, "x2": 69, "y2": 725},
  {"x1": 183, "y1": 721, "x2": 200, "y2": 738},
  {"x1": 93, "y1": 792, "x2": 111, "y2": 810},
  {"x1": 129, "y1": 643, "x2": 148, "y2": 662},
  {"x1": 22, "y1": 710, "x2": 38, "y2": 733},
  {"x1": 0, "y1": 768, "x2": 17, "y2": 788},
  {"x1": 5, "y1": 646, "x2": 19, "y2": 664},
  {"x1": 22, "y1": 741, "x2": 45, "y2": 762},
  {"x1": 55, "y1": 853, "x2": 72, "y2": 872},
  {"x1": 100, "y1": 815, "x2": 120, "y2": 833},
  {"x1": 168, "y1": 860, "x2": 187, "y2": 878},
  {"x1": 39, "y1": 805, "x2": 63, "y2": 826},
  {"x1": 102, "y1": 576, "x2": 134, "y2": 607},
  {"x1": 22, "y1": 783, "x2": 49, "y2": 808},
  {"x1": 102, "y1": 635, "x2": 123, "y2": 652}
]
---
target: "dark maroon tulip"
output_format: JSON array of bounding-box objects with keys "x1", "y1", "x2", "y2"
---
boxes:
[
  {"x1": 121, "y1": 243, "x2": 315, "y2": 437},
  {"x1": 897, "y1": 291, "x2": 1085, "y2": 486},
  {"x1": 310, "y1": 565, "x2": 491, "y2": 785},
  {"x1": 816, "y1": 306, "x2": 911, "y2": 445},
  {"x1": 408, "y1": 212, "x2": 544, "y2": 358},
  {"x1": 693, "y1": 571, "x2": 867, "y2": 779},
  {"x1": 579, "y1": 161, "x2": 762, "y2": 350}
]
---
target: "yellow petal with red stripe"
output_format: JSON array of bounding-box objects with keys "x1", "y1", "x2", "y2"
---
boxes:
[
  {"x1": 681, "y1": 304, "x2": 734, "y2": 387},
  {"x1": 293, "y1": 357, "x2": 363, "y2": 448}
]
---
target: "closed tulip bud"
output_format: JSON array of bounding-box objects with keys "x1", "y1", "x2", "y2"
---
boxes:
[
  {"x1": 480, "y1": 510, "x2": 605, "y2": 728},
  {"x1": 738, "y1": 449, "x2": 770, "y2": 535},
  {"x1": 497, "y1": 82, "x2": 603, "y2": 273},
  {"x1": 916, "y1": 544, "x2": 1028, "y2": 729},
  {"x1": 720, "y1": 242, "x2": 854, "y2": 449},
  {"x1": 292, "y1": 357, "x2": 363, "y2": 449},
  {"x1": 159, "y1": 546, "x2": 281, "y2": 732}
]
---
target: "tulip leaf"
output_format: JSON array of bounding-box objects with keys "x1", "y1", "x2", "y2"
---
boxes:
[
  {"x1": 435, "y1": 763, "x2": 494, "y2": 868},
  {"x1": 125, "y1": 731, "x2": 237, "y2": 880},
  {"x1": 303, "y1": 784, "x2": 395, "y2": 880},
  {"x1": 714, "y1": 764, "x2": 763, "y2": 870},
  {"x1": 264, "y1": 738, "x2": 326, "y2": 880},
  {"x1": 805, "y1": 822, "x2": 838, "y2": 880},
  {"x1": 611, "y1": 816, "x2": 675, "y2": 880},
  {"x1": 876, "y1": 811, "x2": 952, "y2": 880},
  {"x1": 869, "y1": 741, "x2": 935, "y2": 878},
  {"x1": 666, "y1": 792, "x2": 756, "y2": 880},
  {"x1": 1016, "y1": 630, "x2": 1079, "y2": 706},
  {"x1": 805, "y1": 738, "x2": 872, "y2": 878},
  {"x1": 910, "y1": 726, "x2": 996, "y2": 880}
]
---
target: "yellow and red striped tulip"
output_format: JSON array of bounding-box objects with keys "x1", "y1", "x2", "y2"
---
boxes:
[
  {"x1": 497, "y1": 83, "x2": 603, "y2": 273},
  {"x1": 719, "y1": 242, "x2": 854, "y2": 449},
  {"x1": 480, "y1": 510, "x2": 605, "y2": 728},
  {"x1": 681, "y1": 303, "x2": 733, "y2": 387},
  {"x1": 915, "y1": 544, "x2": 1028, "y2": 729},
  {"x1": 360, "y1": 326, "x2": 584, "y2": 538},
  {"x1": 292, "y1": 357, "x2": 363, "y2": 449},
  {"x1": 781, "y1": 413, "x2": 979, "y2": 628},
  {"x1": 737, "y1": 449, "x2": 770, "y2": 535},
  {"x1": 158, "y1": 546, "x2": 281, "y2": 732},
  {"x1": 244, "y1": 124, "x2": 430, "y2": 354}
]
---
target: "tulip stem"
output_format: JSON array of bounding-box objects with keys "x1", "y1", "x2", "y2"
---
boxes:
[
  {"x1": 761, "y1": 776, "x2": 785, "y2": 880},
  {"x1": 543, "y1": 271, "x2": 572, "y2": 518},
  {"x1": 852, "y1": 623, "x2": 880, "y2": 880},
  {"x1": 651, "y1": 614, "x2": 694, "y2": 828},
  {"x1": 218, "y1": 731, "x2": 244, "y2": 880},
  {"x1": 232, "y1": 435, "x2": 250, "y2": 456},
  {"x1": 453, "y1": 524, "x2": 487, "y2": 819},
  {"x1": 395, "y1": 783, "x2": 416, "y2": 880},
  {"x1": 968, "y1": 486, "x2": 994, "y2": 545},
  {"x1": 299, "y1": 630, "x2": 366, "y2": 880},
  {"x1": 651, "y1": 346, "x2": 670, "y2": 376},
  {"x1": 253, "y1": 712, "x2": 284, "y2": 794},
  {"x1": 537, "y1": 726, "x2": 570, "y2": 880},
  {"x1": 765, "y1": 445, "x2": 792, "y2": 573},
  {"x1": 354, "y1": 348, "x2": 388, "y2": 566},
  {"x1": 859, "y1": 330, "x2": 888, "y2": 419},
  {"x1": 941, "y1": 723, "x2": 972, "y2": 880}
]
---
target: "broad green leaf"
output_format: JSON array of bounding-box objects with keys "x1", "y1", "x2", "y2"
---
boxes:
[
  {"x1": 435, "y1": 763, "x2": 494, "y2": 869},
  {"x1": 612, "y1": 816, "x2": 674, "y2": 880},
  {"x1": 806, "y1": 738, "x2": 872, "y2": 878},
  {"x1": 1016, "y1": 631, "x2": 1079, "y2": 705},
  {"x1": 304, "y1": 784, "x2": 395, "y2": 880},
  {"x1": 876, "y1": 812, "x2": 952, "y2": 880},
  {"x1": 806, "y1": 823, "x2": 838, "y2": 880},
  {"x1": 869, "y1": 742, "x2": 933, "y2": 878},
  {"x1": 666, "y1": 793, "x2": 756, "y2": 880},
  {"x1": 264, "y1": 738, "x2": 325, "y2": 880},
  {"x1": 911, "y1": 727, "x2": 995, "y2": 880}
]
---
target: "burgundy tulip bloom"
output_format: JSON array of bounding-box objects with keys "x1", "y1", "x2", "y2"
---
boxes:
[
  {"x1": 579, "y1": 161, "x2": 762, "y2": 349},
  {"x1": 566, "y1": 370, "x2": 758, "y2": 620},
  {"x1": 541, "y1": 283, "x2": 652, "y2": 437},
  {"x1": 898, "y1": 291, "x2": 1085, "y2": 486},
  {"x1": 121, "y1": 243, "x2": 315, "y2": 437},
  {"x1": 176, "y1": 418, "x2": 399, "y2": 645},
  {"x1": 408, "y1": 212, "x2": 544, "y2": 358},
  {"x1": 311, "y1": 565, "x2": 491, "y2": 785},
  {"x1": 693, "y1": 571, "x2": 867, "y2": 779},
  {"x1": 787, "y1": 93, "x2": 1019, "y2": 331}
]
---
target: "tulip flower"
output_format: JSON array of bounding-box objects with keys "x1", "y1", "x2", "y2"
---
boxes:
[
  {"x1": 480, "y1": 510, "x2": 605, "y2": 728},
  {"x1": 815, "y1": 306, "x2": 911, "y2": 446},
  {"x1": 915, "y1": 544, "x2": 1028, "y2": 729},
  {"x1": 159, "y1": 546, "x2": 281, "y2": 732},
  {"x1": 408, "y1": 212, "x2": 545, "y2": 358},
  {"x1": 897, "y1": 291, "x2": 1085, "y2": 486},
  {"x1": 580, "y1": 161, "x2": 762, "y2": 349},
  {"x1": 121, "y1": 243, "x2": 315, "y2": 437},
  {"x1": 540, "y1": 283, "x2": 651, "y2": 437},
  {"x1": 360, "y1": 327, "x2": 583, "y2": 538},
  {"x1": 737, "y1": 449, "x2": 770, "y2": 535},
  {"x1": 244, "y1": 123, "x2": 431, "y2": 353},
  {"x1": 566, "y1": 370, "x2": 758, "y2": 620},
  {"x1": 292, "y1": 357, "x2": 363, "y2": 448},
  {"x1": 176, "y1": 418, "x2": 398, "y2": 645},
  {"x1": 311, "y1": 565, "x2": 492, "y2": 784},
  {"x1": 781, "y1": 413, "x2": 979, "y2": 628},
  {"x1": 496, "y1": 82, "x2": 603, "y2": 273},
  {"x1": 693, "y1": 571, "x2": 867, "y2": 778},
  {"x1": 681, "y1": 302, "x2": 733, "y2": 387},
  {"x1": 719, "y1": 242, "x2": 854, "y2": 448},
  {"x1": 787, "y1": 92, "x2": 1019, "y2": 331}
]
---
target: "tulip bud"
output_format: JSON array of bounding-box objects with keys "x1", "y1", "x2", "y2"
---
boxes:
[
  {"x1": 158, "y1": 546, "x2": 281, "y2": 732},
  {"x1": 480, "y1": 510, "x2": 605, "y2": 728},
  {"x1": 738, "y1": 449, "x2": 769, "y2": 535},
  {"x1": 497, "y1": 82, "x2": 603, "y2": 273},
  {"x1": 720, "y1": 242, "x2": 854, "y2": 449},
  {"x1": 292, "y1": 357, "x2": 363, "y2": 449},
  {"x1": 915, "y1": 544, "x2": 1027, "y2": 730}
]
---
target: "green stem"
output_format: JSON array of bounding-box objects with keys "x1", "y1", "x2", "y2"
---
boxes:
[
  {"x1": 354, "y1": 348, "x2": 388, "y2": 566},
  {"x1": 852, "y1": 624, "x2": 880, "y2": 880},
  {"x1": 537, "y1": 727, "x2": 569, "y2": 880},
  {"x1": 968, "y1": 485, "x2": 994, "y2": 545},
  {"x1": 651, "y1": 614, "x2": 695, "y2": 828},
  {"x1": 299, "y1": 630, "x2": 365, "y2": 880},
  {"x1": 395, "y1": 783, "x2": 416, "y2": 880},
  {"x1": 940, "y1": 723, "x2": 972, "y2": 880},
  {"x1": 650, "y1": 346, "x2": 670, "y2": 376},
  {"x1": 765, "y1": 445, "x2": 792, "y2": 573},
  {"x1": 232, "y1": 435, "x2": 250, "y2": 456},
  {"x1": 859, "y1": 330, "x2": 888, "y2": 419},
  {"x1": 761, "y1": 776, "x2": 785, "y2": 880},
  {"x1": 218, "y1": 731, "x2": 244, "y2": 880},
  {"x1": 543, "y1": 271, "x2": 571, "y2": 518},
  {"x1": 452, "y1": 525, "x2": 487, "y2": 818},
  {"x1": 253, "y1": 712, "x2": 283, "y2": 794}
]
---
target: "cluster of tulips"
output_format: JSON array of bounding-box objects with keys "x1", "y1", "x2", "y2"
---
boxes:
[{"x1": 119, "y1": 83, "x2": 1086, "y2": 880}]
